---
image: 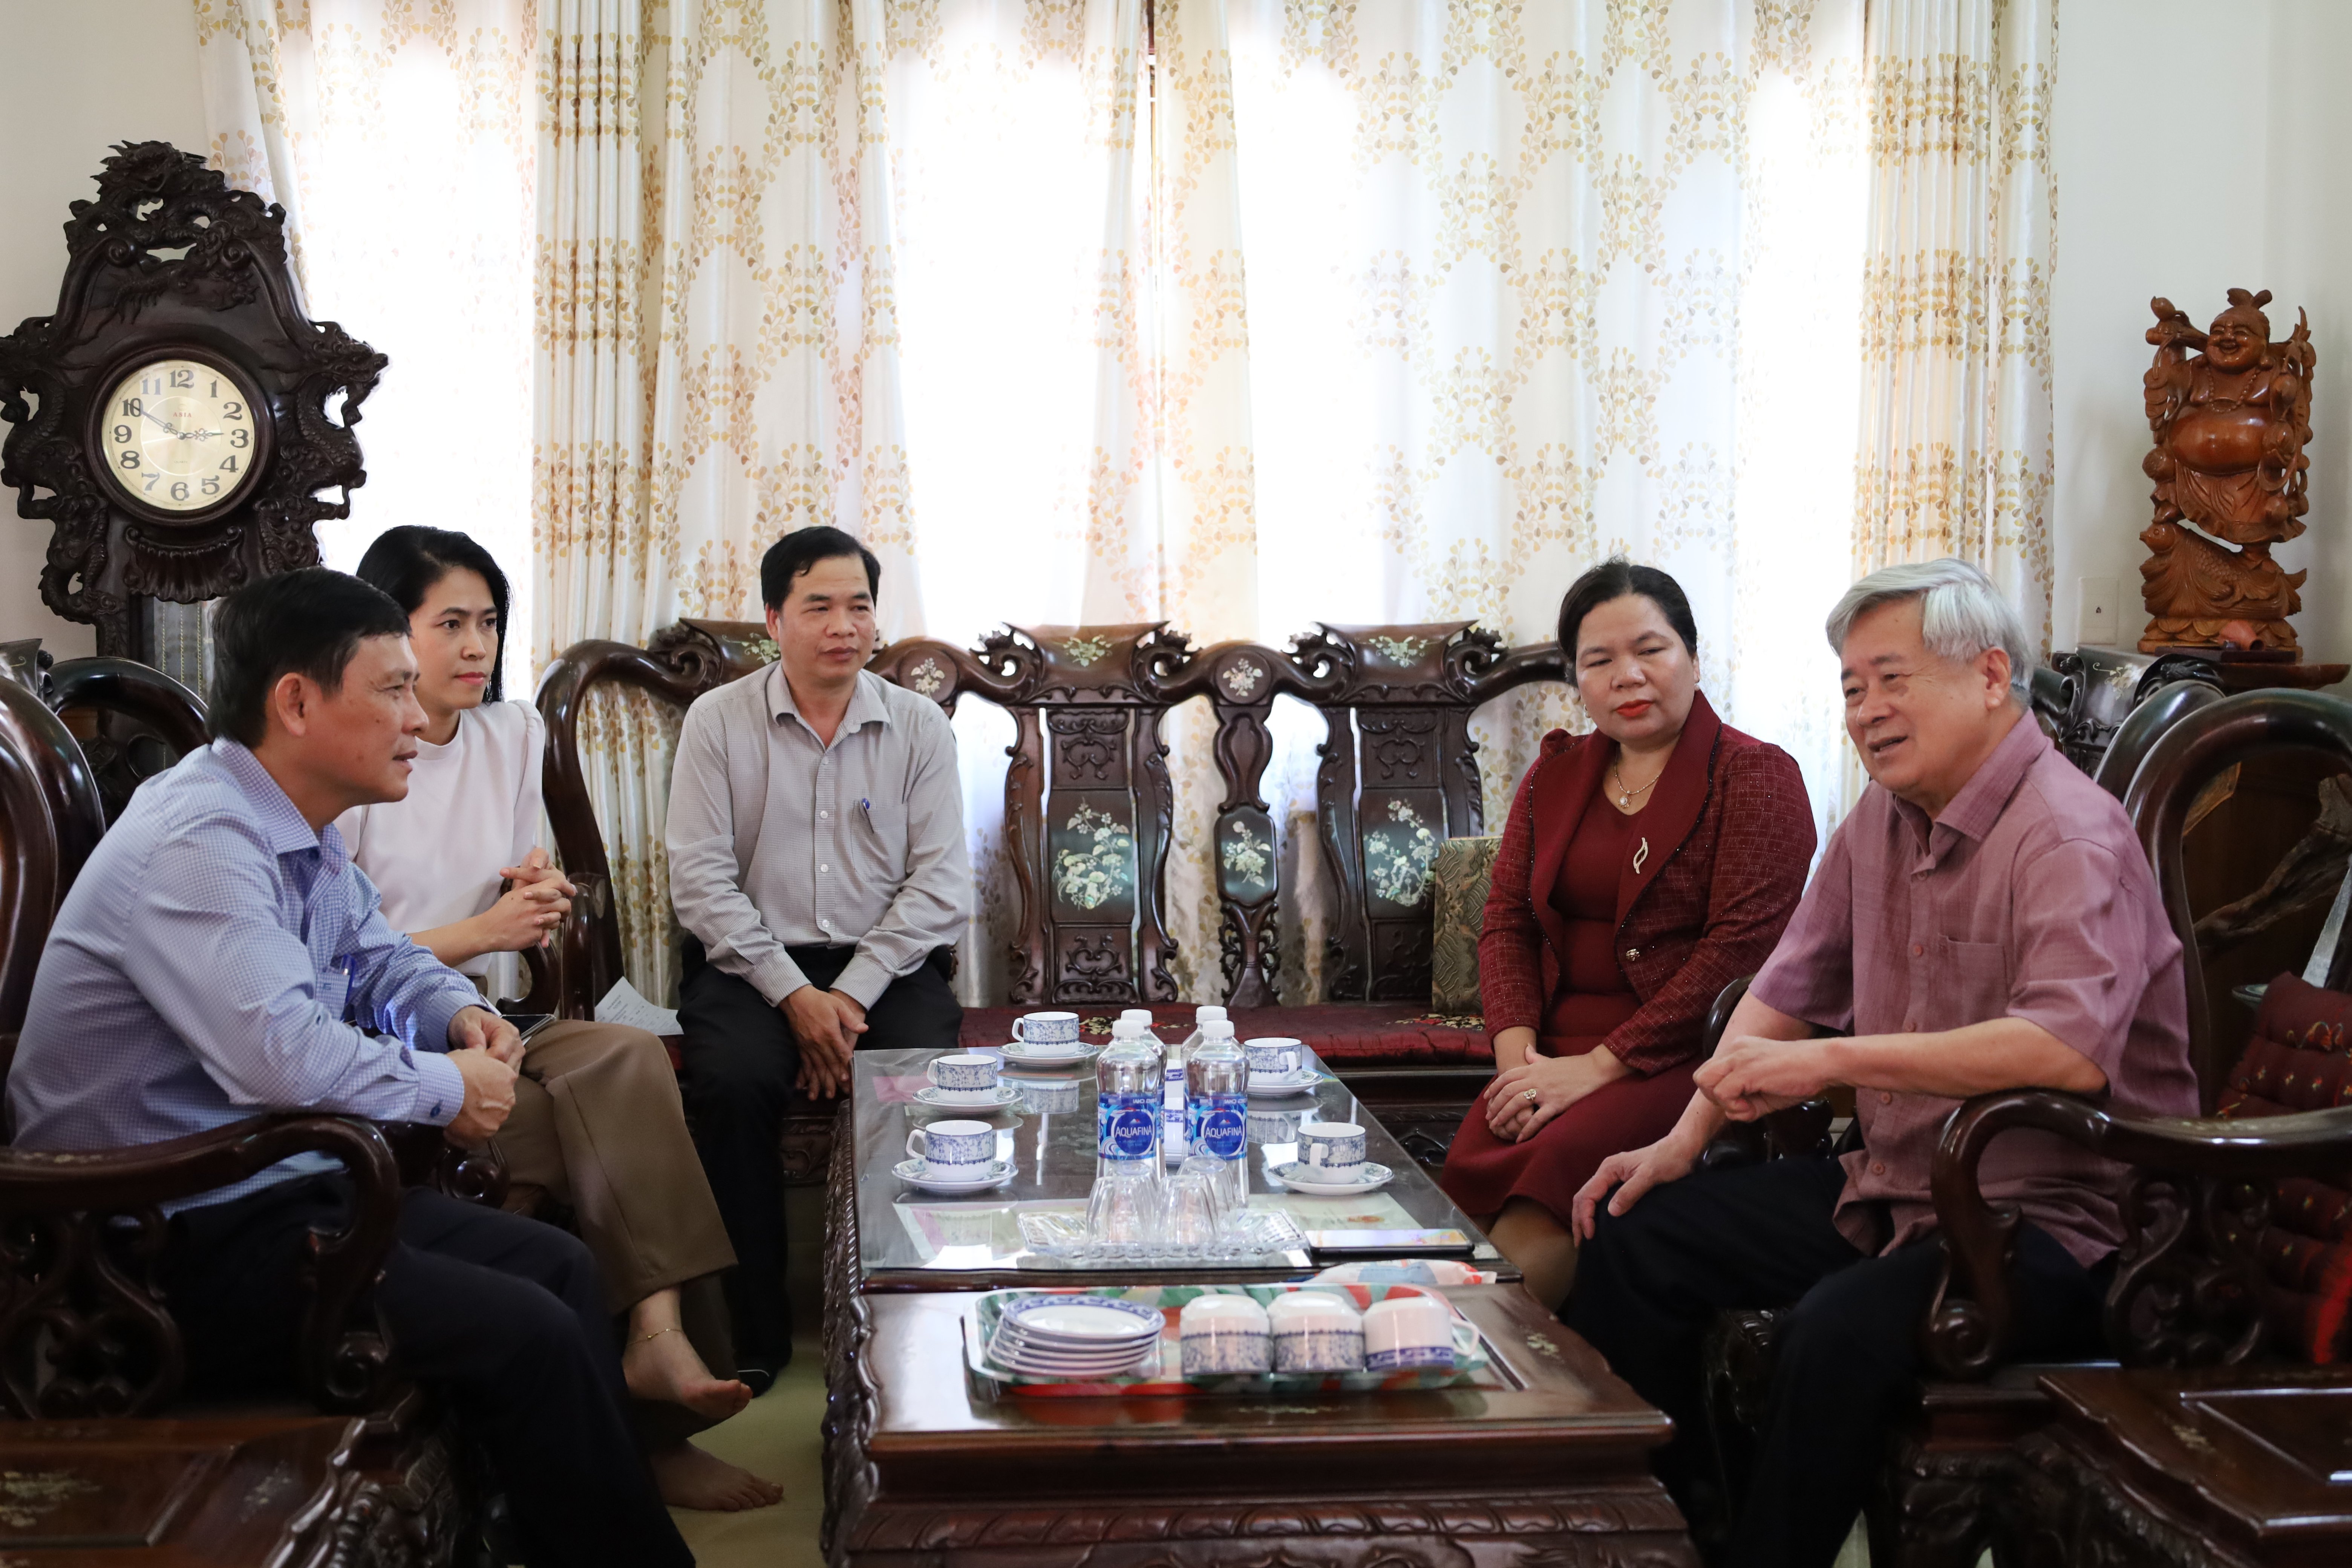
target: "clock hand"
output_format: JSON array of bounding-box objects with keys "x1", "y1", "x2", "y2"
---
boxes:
[{"x1": 140, "y1": 410, "x2": 187, "y2": 438}]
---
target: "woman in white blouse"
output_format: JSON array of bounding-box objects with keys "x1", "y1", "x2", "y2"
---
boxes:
[{"x1": 342, "y1": 527, "x2": 778, "y2": 1513}]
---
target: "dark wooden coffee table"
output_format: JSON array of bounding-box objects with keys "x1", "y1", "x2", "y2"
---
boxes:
[{"x1": 822, "y1": 1047, "x2": 1696, "y2": 1566}]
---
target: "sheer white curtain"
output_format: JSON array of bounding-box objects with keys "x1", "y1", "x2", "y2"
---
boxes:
[
  {"x1": 1178, "y1": 0, "x2": 1871, "y2": 995},
  {"x1": 194, "y1": 0, "x2": 539, "y2": 662}
]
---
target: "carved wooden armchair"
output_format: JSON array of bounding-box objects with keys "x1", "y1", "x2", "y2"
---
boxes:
[
  {"x1": 0, "y1": 673, "x2": 497, "y2": 1565},
  {"x1": 1694, "y1": 688, "x2": 2352, "y2": 1568}
]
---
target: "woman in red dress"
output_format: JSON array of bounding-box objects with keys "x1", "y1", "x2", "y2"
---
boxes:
[{"x1": 1440, "y1": 560, "x2": 1816, "y2": 1307}]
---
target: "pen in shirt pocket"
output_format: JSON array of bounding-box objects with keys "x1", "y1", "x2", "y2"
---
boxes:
[{"x1": 856, "y1": 796, "x2": 877, "y2": 834}]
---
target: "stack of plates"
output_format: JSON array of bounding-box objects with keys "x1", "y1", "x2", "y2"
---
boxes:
[{"x1": 986, "y1": 1295, "x2": 1164, "y2": 1378}]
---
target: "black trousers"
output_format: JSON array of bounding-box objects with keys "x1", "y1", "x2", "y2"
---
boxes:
[
  {"x1": 677, "y1": 938, "x2": 962, "y2": 1366},
  {"x1": 1563, "y1": 1156, "x2": 2109, "y2": 1568},
  {"x1": 161, "y1": 1176, "x2": 691, "y2": 1568}
]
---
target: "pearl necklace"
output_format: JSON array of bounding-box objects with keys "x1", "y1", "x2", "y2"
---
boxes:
[{"x1": 1610, "y1": 761, "x2": 1661, "y2": 811}]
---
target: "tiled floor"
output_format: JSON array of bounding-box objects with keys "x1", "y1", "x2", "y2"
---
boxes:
[
  {"x1": 669, "y1": 1328, "x2": 826, "y2": 1567},
  {"x1": 668, "y1": 1184, "x2": 828, "y2": 1567}
]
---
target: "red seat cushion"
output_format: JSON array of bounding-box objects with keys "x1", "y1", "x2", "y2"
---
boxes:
[
  {"x1": 2222, "y1": 972, "x2": 2352, "y2": 1362},
  {"x1": 957, "y1": 1004, "x2": 1491, "y2": 1067}
]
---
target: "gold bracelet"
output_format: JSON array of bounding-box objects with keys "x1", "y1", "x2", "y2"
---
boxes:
[{"x1": 632, "y1": 1325, "x2": 684, "y2": 1345}]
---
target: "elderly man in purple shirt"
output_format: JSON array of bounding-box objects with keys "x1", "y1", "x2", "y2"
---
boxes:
[{"x1": 1563, "y1": 558, "x2": 2199, "y2": 1568}]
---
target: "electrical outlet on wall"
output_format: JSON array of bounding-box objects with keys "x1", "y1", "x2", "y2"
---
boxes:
[{"x1": 2077, "y1": 576, "x2": 2119, "y2": 647}]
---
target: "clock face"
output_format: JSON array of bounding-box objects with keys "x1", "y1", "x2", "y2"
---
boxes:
[{"x1": 95, "y1": 355, "x2": 264, "y2": 516}]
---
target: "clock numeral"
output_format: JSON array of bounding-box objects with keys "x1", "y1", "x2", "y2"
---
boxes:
[
  {"x1": 142, "y1": 471, "x2": 159, "y2": 493},
  {"x1": 120, "y1": 397, "x2": 141, "y2": 418},
  {"x1": 118, "y1": 450, "x2": 139, "y2": 470},
  {"x1": 142, "y1": 376, "x2": 162, "y2": 396},
  {"x1": 112, "y1": 424, "x2": 132, "y2": 444},
  {"x1": 201, "y1": 476, "x2": 220, "y2": 497},
  {"x1": 168, "y1": 368, "x2": 193, "y2": 389},
  {"x1": 220, "y1": 455, "x2": 240, "y2": 473},
  {"x1": 229, "y1": 428, "x2": 250, "y2": 449},
  {"x1": 208, "y1": 380, "x2": 219, "y2": 398},
  {"x1": 221, "y1": 401, "x2": 243, "y2": 420},
  {"x1": 170, "y1": 481, "x2": 189, "y2": 502}
]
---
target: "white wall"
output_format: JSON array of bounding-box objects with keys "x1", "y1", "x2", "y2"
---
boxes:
[
  {"x1": 2052, "y1": 0, "x2": 2352, "y2": 663},
  {"x1": 0, "y1": 0, "x2": 208, "y2": 660}
]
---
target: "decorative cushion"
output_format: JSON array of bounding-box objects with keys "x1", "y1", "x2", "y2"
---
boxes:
[
  {"x1": 958, "y1": 1003, "x2": 1492, "y2": 1067},
  {"x1": 1428, "y1": 836, "x2": 1501, "y2": 1017},
  {"x1": 2220, "y1": 972, "x2": 2352, "y2": 1361}
]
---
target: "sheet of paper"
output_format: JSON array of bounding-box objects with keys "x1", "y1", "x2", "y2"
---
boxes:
[{"x1": 594, "y1": 976, "x2": 681, "y2": 1035}]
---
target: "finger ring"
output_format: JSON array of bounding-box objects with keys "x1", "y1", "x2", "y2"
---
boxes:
[{"x1": 1524, "y1": 1088, "x2": 1539, "y2": 1103}]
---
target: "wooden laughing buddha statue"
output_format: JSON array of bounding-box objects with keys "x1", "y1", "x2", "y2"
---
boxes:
[{"x1": 2139, "y1": 287, "x2": 2317, "y2": 653}]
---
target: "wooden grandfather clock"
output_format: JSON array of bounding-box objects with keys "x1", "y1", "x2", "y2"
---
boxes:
[{"x1": 0, "y1": 141, "x2": 387, "y2": 664}]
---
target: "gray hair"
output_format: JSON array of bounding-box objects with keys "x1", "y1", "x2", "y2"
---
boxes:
[{"x1": 1825, "y1": 558, "x2": 2035, "y2": 696}]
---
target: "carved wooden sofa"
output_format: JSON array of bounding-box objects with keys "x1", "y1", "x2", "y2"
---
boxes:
[
  {"x1": 0, "y1": 671, "x2": 495, "y2": 1565},
  {"x1": 536, "y1": 618, "x2": 1566, "y2": 1171},
  {"x1": 1694, "y1": 689, "x2": 2352, "y2": 1568}
]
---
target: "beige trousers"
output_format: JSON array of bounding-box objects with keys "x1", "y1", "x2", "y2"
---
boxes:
[{"x1": 493, "y1": 1021, "x2": 737, "y2": 1314}]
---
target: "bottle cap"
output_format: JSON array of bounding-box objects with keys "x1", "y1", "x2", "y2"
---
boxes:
[
  {"x1": 1201, "y1": 1019, "x2": 1236, "y2": 1039},
  {"x1": 1197, "y1": 1005, "x2": 1228, "y2": 1021}
]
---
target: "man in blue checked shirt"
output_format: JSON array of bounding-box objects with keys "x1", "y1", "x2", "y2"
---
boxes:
[{"x1": 8, "y1": 568, "x2": 691, "y2": 1568}]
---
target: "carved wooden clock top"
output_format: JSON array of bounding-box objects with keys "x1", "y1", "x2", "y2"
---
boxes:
[{"x1": 0, "y1": 141, "x2": 387, "y2": 660}]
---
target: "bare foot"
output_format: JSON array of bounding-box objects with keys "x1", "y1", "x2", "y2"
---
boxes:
[
  {"x1": 650, "y1": 1441, "x2": 783, "y2": 1512},
  {"x1": 624, "y1": 1329, "x2": 753, "y2": 1421}
]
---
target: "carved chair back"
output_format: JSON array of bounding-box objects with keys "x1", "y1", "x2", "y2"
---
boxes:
[
  {"x1": 532, "y1": 629, "x2": 717, "y2": 1016},
  {"x1": 2125, "y1": 688, "x2": 2352, "y2": 1107},
  {"x1": 869, "y1": 623, "x2": 1206, "y2": 1005},
  {"x1": 1202, "y1": 625, "x2": 1564, "y2": 1007},
  {"x1": 46, "y1": 657, "x2": 209, "y2": 824}
]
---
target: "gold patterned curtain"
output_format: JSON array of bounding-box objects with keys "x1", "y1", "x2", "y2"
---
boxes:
[
  {"x1": 527, "y1": 0, "x2": 1882, "y2": 1005},
  {"x1": 1851, "y1": 0, "x2": 2058, "y2": 654},
  {"x1": 204, "y1": 1, "x2": 1922, "y2": 1006},
  {"x1": 194, "y1": 0, "x2": 540, "y2": 650},
  {"x1": 1165, "y1": 1, "x2": 1874, "y2": 995}
]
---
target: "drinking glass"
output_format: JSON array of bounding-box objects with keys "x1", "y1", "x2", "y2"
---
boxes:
[
  {"x1": 1085, "y1": 1174, "x2": 1156, "y2": 1258},
  {"x1": 1162, "y1": 1172, "x2": 1222, "y2": 1257},
  {"x1": 1177, "y1": 1154, "x2": 1236, "y2": 1237}
]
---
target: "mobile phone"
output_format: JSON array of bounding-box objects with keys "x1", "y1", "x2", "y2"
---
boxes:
[
  {"x1": 1303, "y1": 1228, "x2": 1475, "y2": 1257},
  {"x1": 503, "y1": 1013, "x2": 557, "y2": 1043}
]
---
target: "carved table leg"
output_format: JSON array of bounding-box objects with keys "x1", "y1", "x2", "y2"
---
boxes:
[
  {"x1": 822, "y1": 1096, "x2": 871, "y2": 1568},
  {"x1": 1866, "y1": 1430, "x2": 2016, "y2": 1568}
]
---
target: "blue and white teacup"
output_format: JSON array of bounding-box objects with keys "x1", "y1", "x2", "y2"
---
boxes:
[
  {"x1": 1179, "y1": 1294, "x2": 1271, "y2": 1375},
  {"x1": 1011, "y1": 1011, "x2": 1081, "y2": 1046},
  {"x1": 905, "y1": 1119, "x2": 996, "y2": 1172},
  {"x1": 1296, "y1": 1122, "x2": 1366, "y2": 1181},
  {"x1": 1245, "y1": 1037, "x2": 1302, "y2": 1076},
  {"x1": 928, "y1": 1052, "x2": 1002, "y2": 1101}
]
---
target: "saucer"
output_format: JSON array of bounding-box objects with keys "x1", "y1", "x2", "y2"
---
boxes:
[
  {"x1": 892, "y1": 1157, "x2": 1015, "y2": 1192},
  {"x1": 1247, "y1": 1069, "x2": 1321, "y2": 1098},
  {"x1": 914, "y1": 1084, "x2": 1025, "y2": 1110},
  {"x1": 1000, "y1": 1040, "x2": 1101, "y2": 1067},
  {"x1": 1269, "y1": 1160, "x2": 1395, "y2": 1196}
]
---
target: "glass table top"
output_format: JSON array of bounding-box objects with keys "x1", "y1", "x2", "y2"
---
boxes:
[{"x1": 849, "y1": 1045, "x2": 1502, "y2": 1289}]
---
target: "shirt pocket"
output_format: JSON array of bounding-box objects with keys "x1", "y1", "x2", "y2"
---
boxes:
[
  {"x1": 842, "y1": 793, "x2": 909, "y2": 889},
  {"x1": 1936, "y1": 937, "x2": 2011, "y2": 1027}
]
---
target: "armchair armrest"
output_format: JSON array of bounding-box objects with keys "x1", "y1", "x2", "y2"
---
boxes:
[
  {"x1": 0, "y1": 1113, "x2": 403, "y2": 1418},
  {"x1": 1694, "y1": 975, "x2": 1839, "y2": 1170},
  {"x1": 1925, "y1": 1090, "x2": 2352, "y2": 1380},
  {"x1": 517, "y1": 869, "x2": 611, "y2": 1020}
]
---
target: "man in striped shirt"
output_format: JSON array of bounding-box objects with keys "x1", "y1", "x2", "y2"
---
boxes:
[{"x1": 10, "y1": 569, "x2": 692, "y2": 1568}]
